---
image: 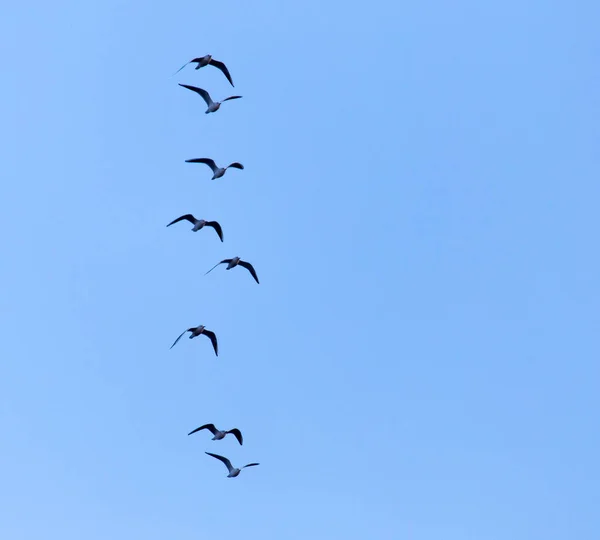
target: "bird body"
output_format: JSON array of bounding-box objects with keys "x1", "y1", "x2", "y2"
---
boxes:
[
  {"x1": 191, "y1": 326, "x2": 205, "y2": 337},
  {"x1": 173, "y1": 55, "x2": 235, "y2": 86},
  {"x1": 179, "y1": 84, "x2": 242, "y2": 114},
  {"x1": 207, "y1": 101, "x2": 221, "y2": 114},
  {"x1": 188, "y1": 423, "x2": 243, "y2": 445},
  {"x1": 185, "y1": 158, "x2": 244, "y2": 180},
  {"x1": 166, "y1": 214, "x2": 223, "y2": 241},
  {"x1": 205, "y1": 452, "x2": 259, "y2": 478},
  {"x1": 192, "y1": 219, "x2": 207, "y2": 231},
  {"x1": 205, "y1": 257, "x2": 260, "y2": 284},
  {"x1": 194, "y1": 54, "x2": 212, "y2": 68},
  {"x1": 227, "y1": 256, "x2": 241, "y2": 269},
  {"x1": 170, "y1": 325, "x2": 219, "y2": 356}
]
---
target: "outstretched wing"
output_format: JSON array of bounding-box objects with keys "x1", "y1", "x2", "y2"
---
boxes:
[
  {"x1": 242, "y1": 462, "x2": 260, "y2": 469},
  {"x1": 222, "y1": 95, "x2": 242, "y2": 103},
  {"x1": 205, "y1": 221, "x2": 224, "y2": 242},
  {"x1": 188, "y1": 423, "x2": 217, "y2": 436},
  {"x1": 170, "y1": 329, "x2": 190, "y2": 349},
  {"x1": 202, "y1": 330, "x2": 219, "y2": 357},
  {"x1": 227, "y1": 428, "x2": 243, "y2": 446},
  {"x1": 185, "y1": 158, "x2": 218, "y2": 173},
  {"x1": 208, "y1": 59, "x2": 234, "y2": 87},
  {"x1": 171, "y1": 61, "x2": 191, "y2": 77},
  {"x1": 227, "y1": 162, "x2": 244, "y2": 171},
  {"x1": 166, "y1": 214, "x2": 195, "y2": 227},
  {"x1": 205, "y1": 452, "x2": 233, "y2": 473},
  {"x1": 178, "y1": 84, "x2": 213, "y2": 106},
  {"x1": 239, "y1": 260, "x2": 260, "y2": 284},
  {"x1": 205, "y1": 259, "x2": 231, "y2": 275}
]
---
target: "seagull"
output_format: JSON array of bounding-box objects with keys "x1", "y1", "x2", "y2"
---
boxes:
[
  {"x1": 185, "y1": 158, "x2": 244, "y2": 180},
  {"x1": 205, "y1": 257, "x2": 259, "y2": 284},
  {"x1": 179, "y1": 84, "x2": 242, "y2": 114},
  {"x1": 172, "y1": 55, "x2": 235, "y2": 86},
  {"x1": 170, "y1": 325, "x2": 218, "y2": 356},
  {"x1": 205, "y1": 452, "x2": 259, "y2": 478},
  {"x1": 188, "y1": 424, "x2": 243, "y2": 445},
  {"x1": 166, "y1": 215, "x2": 224, "y2": 241}
]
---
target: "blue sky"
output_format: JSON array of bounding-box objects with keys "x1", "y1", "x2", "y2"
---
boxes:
[{"x1": 1, "y1": 1, "x2": 599, "y2": 538}]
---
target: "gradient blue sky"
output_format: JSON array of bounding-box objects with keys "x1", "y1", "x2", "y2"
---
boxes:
[{"x1": 2, "y1": 1, "x2": 599, "y2": 538}]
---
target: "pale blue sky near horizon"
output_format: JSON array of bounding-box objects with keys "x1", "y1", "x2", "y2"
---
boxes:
[{"x1": 1, "y1": 1, "x2": 599, "y2": 538}]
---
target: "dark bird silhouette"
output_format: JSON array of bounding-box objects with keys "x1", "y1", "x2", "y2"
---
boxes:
[
  {"x1": 170, "y1": 325, "x2": 218, "y2": 356},
  {"x1": 173, "y1": 55, "x2": 235, "y2": 86},
  {"x1": 166, "y1": 214, "x2": 223, "y2": 242},
  {"x1": 205, "y1": 257, "x2": 259, "y2": 284},
  {"x1": 205, "y1": 452, "x2": 259, "y2": 478},
  {"x1": 185, "y1": 158, "x2": 244, "y2": 180},
  {"x1": 179, "y1": 84, "x2": 242, "y2": 114},
  {"x1": 188, "y1": 424, "x2": 243, "y2": 445}
]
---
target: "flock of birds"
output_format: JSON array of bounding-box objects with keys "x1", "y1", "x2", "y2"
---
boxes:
[{"x1": 169, "y1": 54, "x2": 260, "y2": 478}]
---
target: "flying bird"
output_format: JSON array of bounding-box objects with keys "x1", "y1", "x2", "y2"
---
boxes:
[
  {"x1": 185, "y1": 158, "x2": 244, "y2": 180},
  {"x1": 170, "y1": 325, "x2": 218, "y2": 356},
  {"x1": 173, "y1": 55, "x2": 235, "y2": 86},
  {"x1": 166, "y1": 215, "x2": 223, "y2": 241},
  {"x1": 205, "y1": 452, "x2": 259, "y2": 478},
  {"x1": 179, "y1": 84, "x2": 242, "y2": 114},
  {"x1": 205, "y1": 257, "x2": 259, "y2": 284},
  {"x1": 188, "y1": 424, "x2": 243, "y2": 445}
]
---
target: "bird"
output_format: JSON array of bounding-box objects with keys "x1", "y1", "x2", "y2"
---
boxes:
[
  {"x1": 185, "y1": 158, "x2": 244, "y2": 180},
  {"x1": 166, "y1": 215, "x2": 223, "y2": 241},
  {"x1": 205, "y1": 452, "x2": 259, "y2": 478},
  {"x1": 188, "y1": 423, "x2": 243, "y2": 445},
  {"x1": 170, "y1": 325, "x2": 218, "y2": 356},
  {"x1": 205, "y1": 257, "x2": 259, "y2": 284},
  {"x1": 179, "y1": 84, "x2": 242, "y2": 114},
  {"x1": 172, "y1": 55, "x2": 235, "y2": 86}
]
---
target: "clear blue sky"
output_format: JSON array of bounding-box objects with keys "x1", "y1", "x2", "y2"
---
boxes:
[{"x1": 2, "y1": 1, "x2": 599, "y2": 538}]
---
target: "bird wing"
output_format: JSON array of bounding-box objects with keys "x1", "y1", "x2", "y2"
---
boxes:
[
  {"x1": 171, "y1": 61, "x2": 191, "y2": 77},
  {"x1": 222, "y1": 95, "x2": 243, "y2": 103},
  {"x1": 239, "y1": 260, "x2": 260, "y2": 284},
  {"x1": 178, "y1": 84, "x2": 213, "y2": 106},
  {"x1": 205, "y1": 221, "x2": 224, "y2": 242},
  {"x1": 205, "y1": 259, "x2": 231, "y2": 275},
  {"x1": 202, "y1": 330, "x2": 219, "y2": 357},
  {"x1": 185, "y1": 158, "x2": 218, "y2": 173},
  {"x1": 166, "y1": 214, "x2": 195, "y2": 227},
  {"x1": 208, "y1": 59, "x2": 234, "y2": 87},
  {"x1": 170, "y1": 329, "x2": 190, "y2": 349},
  {"x1": 205, "y1": 452, "x2": 234, "y2": 473},
  {"x1": 188, "y1": 423, "x2": 217, "y2": 436},
  {"x1": 227, "y1": 428, "x2": 243, "y2": 446},
  {"x1": 227, "y1": 162, "x2": 244, "y2": 170},
  {"x1": 242, "y1": 463, "x2": 260, "y2": 469}
]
